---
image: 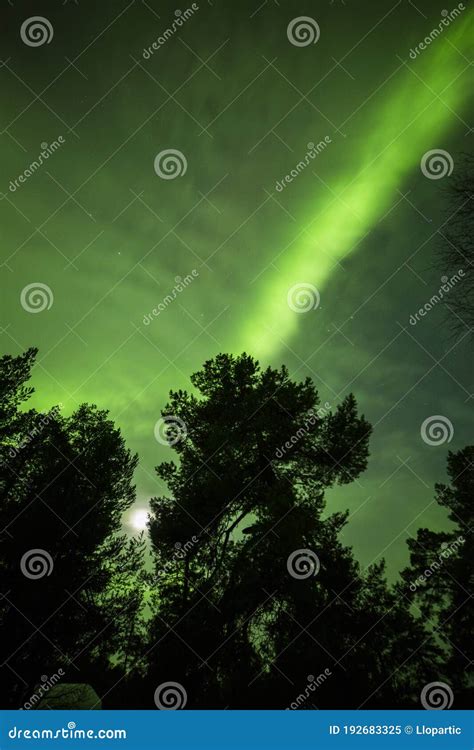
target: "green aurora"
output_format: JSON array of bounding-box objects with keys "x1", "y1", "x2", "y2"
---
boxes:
[
  {"x1": 1, "y1": 0, "x2": 472, "y2": 577},
  {"x1": 237, "y1": 16, "x2": 472, "y2": 357}
]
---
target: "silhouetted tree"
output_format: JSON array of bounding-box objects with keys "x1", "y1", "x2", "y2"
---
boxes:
[
  {"x1": 147, "y1": 353, "x2": 439, "y2": 708},
  {"x1": 0, "y1": 349, "x2": 146, "y2": 708},
  {"x1": 438, "y1": 153, "x2": 474, "y2": 336},
  {"x1": 0, "y1": 349, "x2": 457, "y2": 710},
  {"x1": 400, "y1": 447, "x2": 473, "y2": 708}
]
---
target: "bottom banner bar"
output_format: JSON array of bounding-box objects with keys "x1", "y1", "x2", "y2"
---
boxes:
[{"x1": 1, "y1": 710, "x2": 472, "y2": 749}]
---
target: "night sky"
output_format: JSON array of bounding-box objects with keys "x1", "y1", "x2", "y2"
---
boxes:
[{"x1": 1, "y1": 0, "x2": 472, "y2": 577}]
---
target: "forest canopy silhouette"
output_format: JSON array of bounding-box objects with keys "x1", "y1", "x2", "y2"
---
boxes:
[{"x1": 0, "y1": 348, "x2": 471, "y2": 710}]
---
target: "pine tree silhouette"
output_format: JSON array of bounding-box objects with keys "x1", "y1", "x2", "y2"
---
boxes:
[
  {"x1": 400, "y1": 447, "x2": 473, "y2": 708},
  {"x1": 0, "y1": 349, "x2": 146, "y2": 708},
  {"x1": 146, "y1": 353, "x2": 439, "y2": 708}
]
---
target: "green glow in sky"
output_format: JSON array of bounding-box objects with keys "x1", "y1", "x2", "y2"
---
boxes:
[
  {"x1": 236, "y1": 17, "x2": 471, "y2": 359},
  {"x1": 1, "y1": 2, "x2": 472, "y2": 575}
]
